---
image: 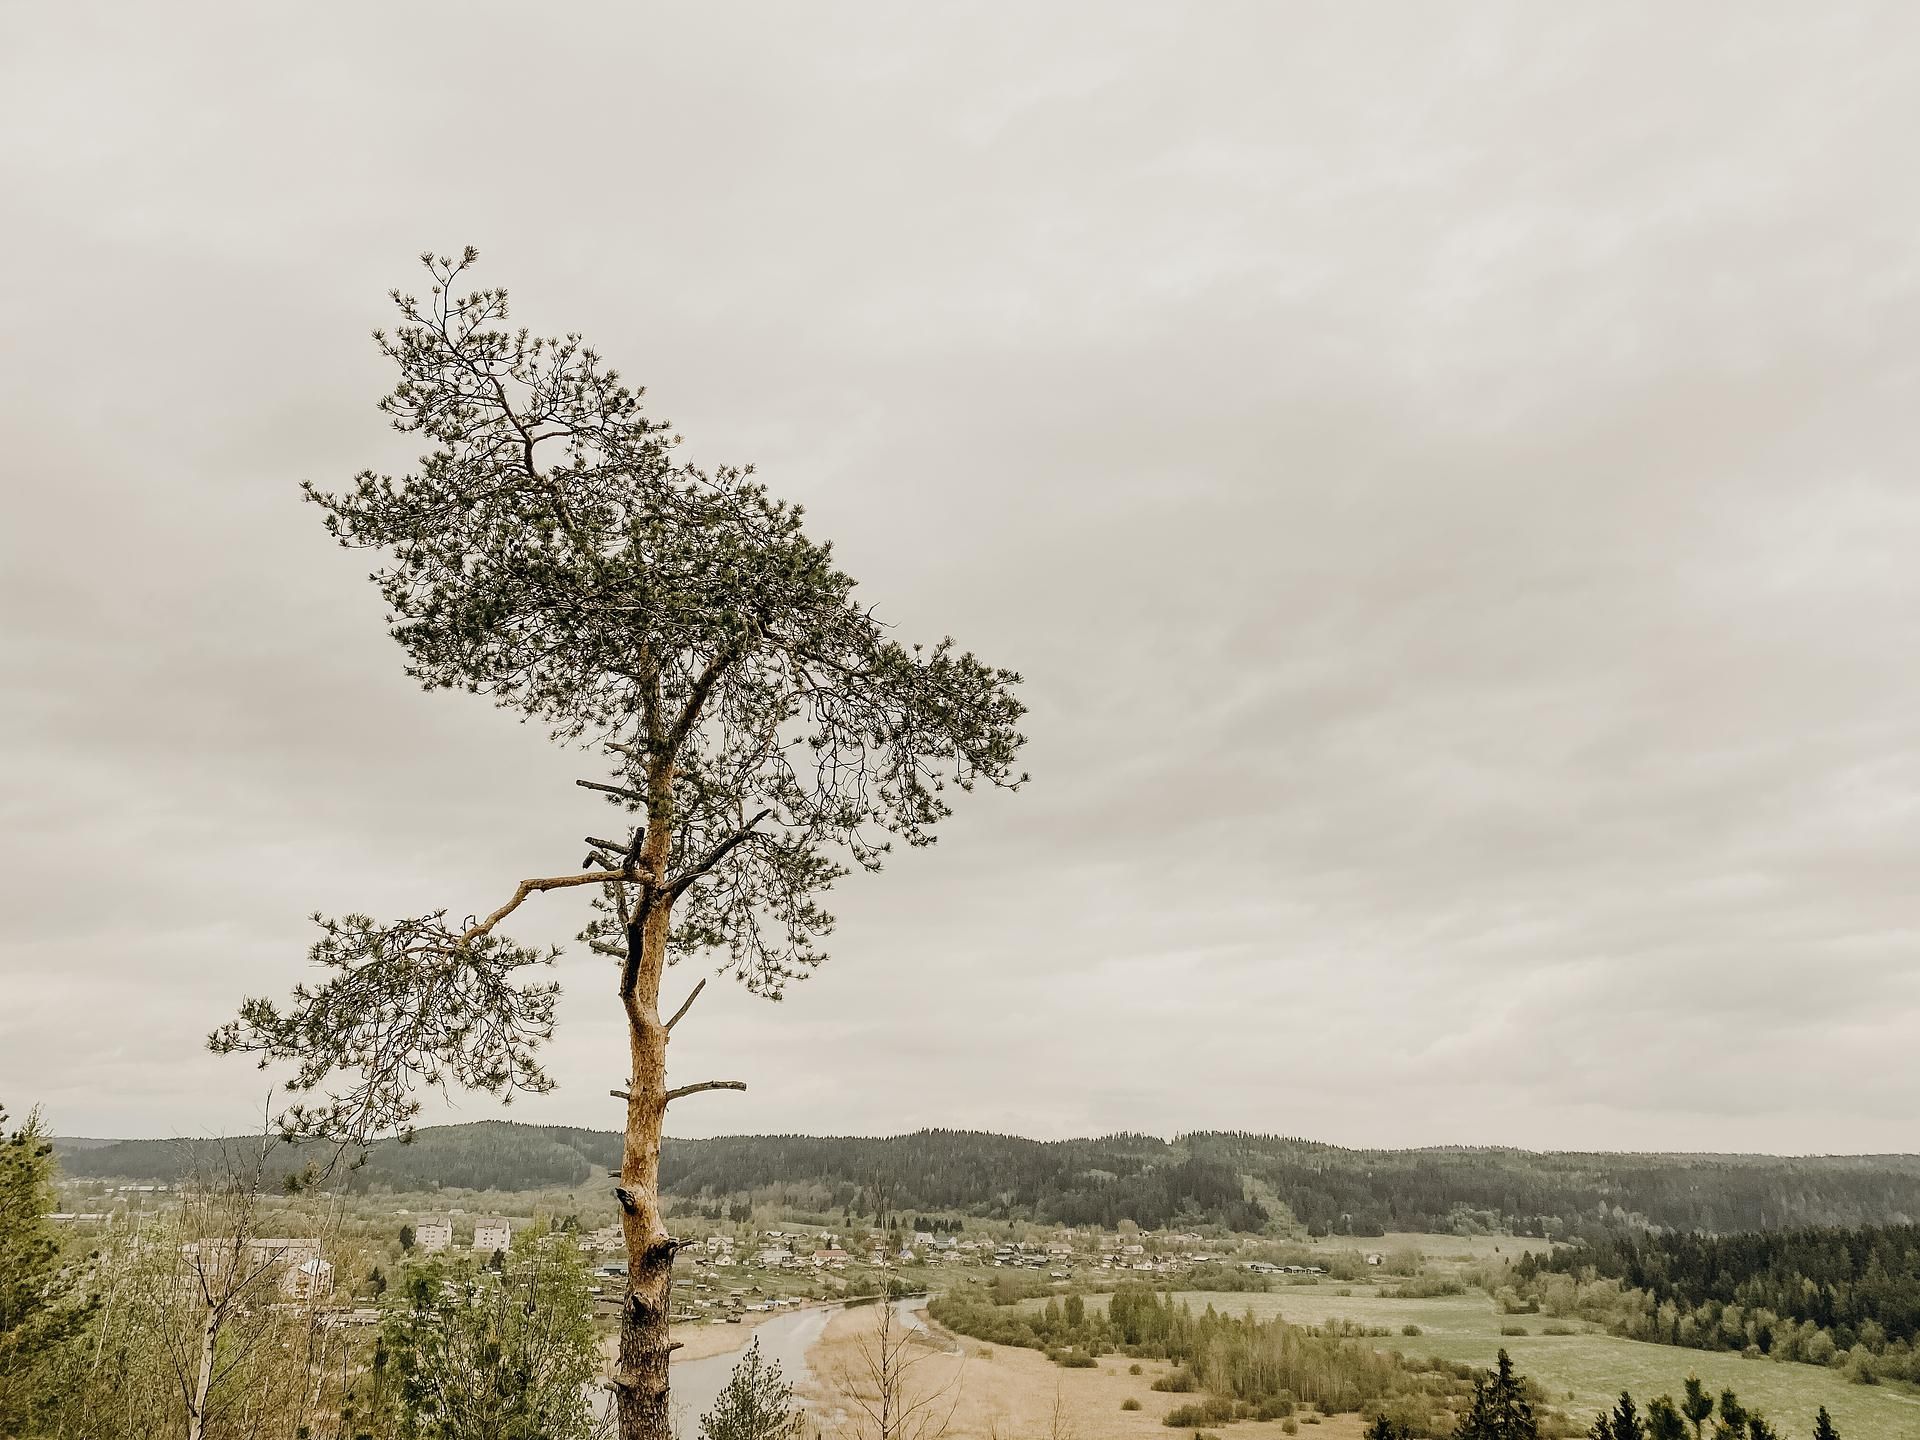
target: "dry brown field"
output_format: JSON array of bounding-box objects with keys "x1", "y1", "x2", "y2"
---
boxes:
[{"x1": 799, "y1": 1303, "x2": 1367, "y2": 1440}]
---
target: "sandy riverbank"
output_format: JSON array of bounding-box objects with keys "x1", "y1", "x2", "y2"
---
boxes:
[{"x1": 800, "y1": 1303, "x2": 1365, "y2": 1440}]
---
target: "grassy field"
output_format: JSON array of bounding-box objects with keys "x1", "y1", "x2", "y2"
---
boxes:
[
  {"x1": 804, "y1": 1303, "x2": 1371, "y2": 1440},
  {"x1": 1307, "y1": 1231, "x2": 1545, "y2": 1265},
  {"x1": 1071, "y1": 1287, "x2": 1920, "y2": 1439}
]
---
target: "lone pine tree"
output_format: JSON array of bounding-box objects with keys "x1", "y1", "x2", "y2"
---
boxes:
[{"x1": 210, "y1": 250, "x2": 1027, "y2": 1440}]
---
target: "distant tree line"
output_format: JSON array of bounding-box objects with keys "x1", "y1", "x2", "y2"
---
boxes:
[
  {"x1": 55, "y1": 1124, "x2": 1920, "y2": 1240},
  {"x1": 1519, "y1": 1222, "x2": 1920, "y2": 1384}
]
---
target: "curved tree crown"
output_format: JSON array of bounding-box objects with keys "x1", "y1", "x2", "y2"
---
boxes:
[{"x1": 212, "y1": 250, "x2": 1026, "y2": 1143}]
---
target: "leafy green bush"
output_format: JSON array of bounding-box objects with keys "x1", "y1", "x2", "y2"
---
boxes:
[
  {"x1": 1162, "y1": 1397, "x2": 1235, "y2": 1427},
  {"x1": 1382, "y1": 1275, "x2": 1465, "y2": 1299}
]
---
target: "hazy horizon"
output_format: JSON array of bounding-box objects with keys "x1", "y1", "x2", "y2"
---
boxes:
[
  {"x1": 7, "y1": 6, "x2": 1920, "y2": 1156},
  {"x1": 46, "y1": 1117, "x2": 1920, "y2": 1162}
]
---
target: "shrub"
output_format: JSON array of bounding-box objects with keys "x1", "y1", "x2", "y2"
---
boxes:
[
  {"x1": 1152, "y1": 1368, "x2": 1198, "y2": 1393},
  {"x1": 1383, "y1": 1275, "x2": 1466, "y2": 1299},
  {"x1": 1052, "y1": 1348, "x2": 1097, "y2": 1368},
  {"x1": 1163, "y1": 1398, "x2": 1235, "y2": 1427},
  {"x1": 1129, "y1": 1362, "x2": 1144, "y2": 1375},
  {"x1": 1401, "y1": 1324, "x2": 1422, "y2": 1336},
  {"x1": 1122, "y1": 1398, "x2": 1142, "y2": 1411},
  {"x1": 1541, "y1": 1323, "x2": 1576, "y2": 1336},
  {"x1": 1282, "y1": 1422, "x2": 1299, "y2": 1436},
  {"x1": 1500, "y1": 1325, "x2": 1529, "y2": 1337}
]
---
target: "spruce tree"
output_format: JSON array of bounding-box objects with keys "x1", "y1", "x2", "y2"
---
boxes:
[
  {"x1": 1645, "y1": 1395, "x2": 1688, "y2": 1440},
  {"x1": 0, "y1": 1104, "x2": 94, "y2": 1433},
  {"x1": 1712, "y1": 1390, "x2": 1747, "y2": 1440},
  {"x1": 1454, "y1": 1349, "x2": 1537, "y2": 1440},
  {"x1": 1591, "y1": 1392, "x2": 1644, "y2": 1440},
  {"x1": 1681, "y1": 1378, "x2": 1713, "y2": 1440},
  {"x1": 1811, "y1": 1406, "x2": 1839, "y2": 1440},
  {"x1": 699, "y1": 1339, "x2": 797, "y2": 1440}
]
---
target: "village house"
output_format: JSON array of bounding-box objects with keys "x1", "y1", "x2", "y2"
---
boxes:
[
  {"x1": 587, "y1": 1224, "x2": 624, "y2": 1254},
  {"x1": 283, "y1": 1256, "x2": 334, "y2": 1301},
  {"x1": 472, "y1": 1217, "x2": 512, "y2": 1253},
  {"x1": 179, "y1": 1236, "x2": 326, "y2": 1296}
]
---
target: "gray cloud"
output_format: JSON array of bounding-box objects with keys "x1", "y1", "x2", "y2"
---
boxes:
[{"x1": 3, "y1": 4, "x2": 1917, "y2": 1153}]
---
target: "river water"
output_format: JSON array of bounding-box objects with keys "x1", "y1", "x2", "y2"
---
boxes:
[
  {"x1": 664, "y1": 1306, "x2": 835, "y2": 1436},
  {"x1": 661, "y1": 1297, "x2": 935, "y2": 1438}
]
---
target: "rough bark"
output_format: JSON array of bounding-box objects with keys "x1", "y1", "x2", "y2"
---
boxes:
[{"x1": 614, "y1": 808, "x2": 678, "y2": 1440}]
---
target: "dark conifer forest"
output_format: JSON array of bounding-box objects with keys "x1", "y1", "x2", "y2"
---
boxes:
[
  {"x1": 1531, "y1": 1223, "x2": 1920, "y2": 1349},
  {"x1": 56, "y1": 1123, "x2": 1920, "y2": 1240}
]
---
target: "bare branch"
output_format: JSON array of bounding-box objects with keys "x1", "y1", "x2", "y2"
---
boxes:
[
  {"x1": 664, "y1": 977, "x2": 706, "y2": 1033},
  {"x1": 662, "y1": 1079, "x2": 746, "y2": 1104},
  {"x1": 576, "y1": 778, "x2": 647, "y2": 805},
  {"x1": 668, "y1": 810, "x2": 773, "y2": 898},
  {"x1": 459, "y1": 870, "x2": 611, "y2": 947},
  {"x1": 662, "y1": 649, "x2": 736, "y2": 758}
]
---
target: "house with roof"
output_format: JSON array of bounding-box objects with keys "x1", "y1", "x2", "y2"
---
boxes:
[
  {"x1": 414, "y1": 1218, "x2": 453, "y2": 1254},
  {"x1": 587, "y1": 1225, "x2": 624, "y2": 1254},
  {"x1": 472, "y1": 1217, "x2": 512, "y2": 1253},
  {"x1": 283, "y1": 1256, "x2": 335, "y2": 1301}
]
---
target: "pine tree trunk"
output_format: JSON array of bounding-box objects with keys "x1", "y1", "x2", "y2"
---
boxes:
[{"x1": 614, "y1": 847, "x2": 677, "y2": 1440}]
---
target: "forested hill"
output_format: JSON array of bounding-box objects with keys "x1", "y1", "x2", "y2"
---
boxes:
[
  {"x1": 1530, "y1": 1221, "x2": 1920, "y2": 1352},
  {"x1": 55, "y1": 1124, "x2": 1920, "y2": 1239}
]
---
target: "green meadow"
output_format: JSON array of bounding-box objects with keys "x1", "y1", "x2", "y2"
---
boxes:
[{"x1": 1131, "y1": 1287, "x2": 1920, "y2": 1439}]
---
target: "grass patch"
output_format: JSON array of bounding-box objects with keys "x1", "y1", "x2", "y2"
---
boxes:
[{"x1": 1144, "y1": 1289, "x2": 1920, "y2": 1438}]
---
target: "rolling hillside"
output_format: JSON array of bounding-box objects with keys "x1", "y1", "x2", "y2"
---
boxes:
[{"x1": 54, "y1": 1123, "x2": 1920, "y2": 1240}]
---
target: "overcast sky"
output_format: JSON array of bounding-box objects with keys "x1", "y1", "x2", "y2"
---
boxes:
[{"x1": 4, "y1": 5, "x2": 1917, "y2": 1154}]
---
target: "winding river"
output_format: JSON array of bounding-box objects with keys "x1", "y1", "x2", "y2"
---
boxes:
[{"x1": 662, "y1": 1297, "x2": 936, "y2": 1438}]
